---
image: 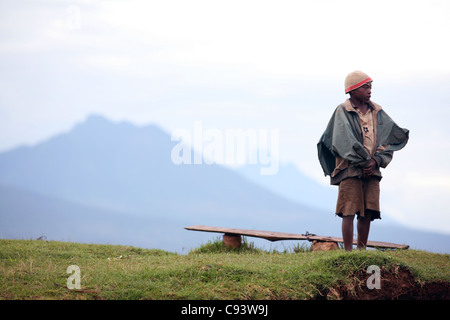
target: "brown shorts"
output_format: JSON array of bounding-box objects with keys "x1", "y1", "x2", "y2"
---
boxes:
[{"x1": 336, "y1": 177, "x2": 381, "y2": 221}]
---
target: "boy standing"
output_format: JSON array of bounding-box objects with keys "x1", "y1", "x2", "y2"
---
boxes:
[{"x1": 317, "y1": 71, "x2": 409, "y2": 251}]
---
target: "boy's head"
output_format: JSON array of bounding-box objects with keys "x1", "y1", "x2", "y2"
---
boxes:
[
  {"x1": 345, "y1": 70, "x2": 372, "y2": 103},
  {"x1": 345, "y1": 71, "x2": 372, "y2": 93}
]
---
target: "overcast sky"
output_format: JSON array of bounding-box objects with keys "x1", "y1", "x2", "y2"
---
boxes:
[{"x1": 1, "y1": 0, "x2": 449, "y2": 234}]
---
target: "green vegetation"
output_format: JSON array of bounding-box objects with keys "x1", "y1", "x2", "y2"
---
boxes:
[{"x1": 0, "y1": 238, "x2": 448, "y2": 300}]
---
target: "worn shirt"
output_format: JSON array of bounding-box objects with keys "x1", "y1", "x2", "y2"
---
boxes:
[
  {"x1": 355, "y1": 104, "x2": 376, "y2": 156},
  {"x1": 332, "y1": 100, "x2": 377, "y2": 178}
]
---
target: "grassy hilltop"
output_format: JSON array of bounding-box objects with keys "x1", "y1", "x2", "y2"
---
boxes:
[{"x1": 0, "y1": 238, "x2": 449, "y2": 300}]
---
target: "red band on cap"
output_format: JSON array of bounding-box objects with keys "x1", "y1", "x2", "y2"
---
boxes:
[{"x1": 345, "y1": 77, "x2": 372, "y2": 93}]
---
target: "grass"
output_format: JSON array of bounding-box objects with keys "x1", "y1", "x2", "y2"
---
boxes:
[{"x1": 0, "y1": 238, "x2": 449, "y2": 300}]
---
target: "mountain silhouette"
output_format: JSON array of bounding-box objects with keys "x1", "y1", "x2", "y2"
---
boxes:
[
  {"x1": 0, "y1": 114, "x2": 448, "y2": 253},
  {"x1": 0, "y1": 115, "x2": 336, "y2": 251}
]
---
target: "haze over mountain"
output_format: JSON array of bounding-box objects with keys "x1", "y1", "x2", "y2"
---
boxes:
[{"x1": 0, "y1": 115, "x2": 448, "y2": 253}]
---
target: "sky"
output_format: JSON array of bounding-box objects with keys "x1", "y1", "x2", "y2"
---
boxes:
[{"x1": 1, "y1": 0, "x2": 450, "y2": 234}]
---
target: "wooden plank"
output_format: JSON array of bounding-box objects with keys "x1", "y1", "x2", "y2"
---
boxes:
[{"x1": 185, "y1": 225, "x2": 409, "y2": 250}]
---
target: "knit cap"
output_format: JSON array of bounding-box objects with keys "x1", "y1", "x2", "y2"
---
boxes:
[{"x1": 345, "y1": 71, "x2": 372, "y2": 93}]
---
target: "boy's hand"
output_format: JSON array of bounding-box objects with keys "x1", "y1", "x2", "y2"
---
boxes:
[{"x1": 363, "y1": 159, "x2": 378, "y2": 178}]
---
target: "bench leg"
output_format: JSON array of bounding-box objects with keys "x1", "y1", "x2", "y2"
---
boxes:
[
  {"x1": 311, "y1": 240, "x2": 339, "y2": 251},
  {"x1": 223, "y1": 233, "x2": 242, "y2": 249}
]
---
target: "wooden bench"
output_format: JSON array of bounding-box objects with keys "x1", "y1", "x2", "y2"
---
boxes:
[{"x1": 185, "y1": 225, "x2": 409, "y2": 250}]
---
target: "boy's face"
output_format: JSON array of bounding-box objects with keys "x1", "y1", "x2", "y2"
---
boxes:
[{"x1": 350, "y1": 82, "x2": 372, "y2": 103}]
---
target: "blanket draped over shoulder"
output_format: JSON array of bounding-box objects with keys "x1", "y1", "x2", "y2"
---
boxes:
[{"x1": 317, "y1": 102, "x2": 409, "y2": 181}]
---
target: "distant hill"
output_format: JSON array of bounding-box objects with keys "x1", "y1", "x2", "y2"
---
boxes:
[
  {"x1": 0, "y1": 115, "x2": 315, "y2": 218},
  {"x1": 235, "y1": 162, "x2": 400, "y2": 225},
  {"x1": 0, "y1": 114, "x2": 448, "y2": 253},
  {"x1": 0, "y1": 183, "x2": 203, "y2": 251},
  {"x1": 0, "y1": 115, "x2": 336, "y2": 251},
  {"x1": 236, "y1": 162, "x2": 337, "y2": 212}
]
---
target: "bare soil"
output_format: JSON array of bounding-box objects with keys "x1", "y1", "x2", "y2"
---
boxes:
[{"x1": 322, "y1": 266, "x2": 450, "y2": 300}]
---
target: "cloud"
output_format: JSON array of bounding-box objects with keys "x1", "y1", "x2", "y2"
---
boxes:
[
  {"x1": 407, "y1": 174, "x2": 450, "y2": 190},
  {"x1": 383, "y1": 174, "x2": 450, "y2": 234},
  {"x1": 84, "y1": 55, "x2": 131, "y2": 70},
  {"x1": 90, "y1": 0, "x2": 450, "y2": 78}
]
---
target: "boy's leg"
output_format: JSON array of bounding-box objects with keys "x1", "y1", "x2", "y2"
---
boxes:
[
  {"x1": 342, "y1": 215, "x2": 355, "y2": 251},
  {"x1": 357, "y1": 217, "x2": 371, "y2": 249},
  {"x1": 336, "y1": 178, "x2": 367, "y2": 252},
  {"x1": 357, "y1": 177, "x2": 379, "y2": 249}
]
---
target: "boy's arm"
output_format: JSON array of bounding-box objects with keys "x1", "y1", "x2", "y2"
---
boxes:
[
  {"x1": 363, "y1": 158, "x2": 378, "y2": 178},
  {"x1": 373, "y1": 146, "x2": 394, "y2": 168},
  {"x1": 364, "y1": 149, "x2": 392, "y2": 178},
  {"x1": 373, "y1": 109, "x2": 409, "y2": 168}
]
